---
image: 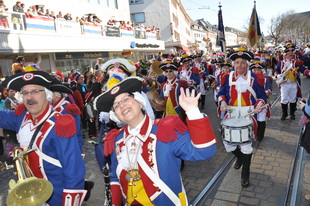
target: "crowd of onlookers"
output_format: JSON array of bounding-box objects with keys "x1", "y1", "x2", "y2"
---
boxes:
[
  {"x1": 107, "y1": 18, "x2": 160, "y2": 33},
  {"x1": 0, "y1": 0, "x2": 160, "y2": 32}
]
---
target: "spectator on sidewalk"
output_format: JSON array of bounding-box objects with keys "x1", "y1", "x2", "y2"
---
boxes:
[{"x1": 85, "y1": 92, "x2": 97, "y2": 139}]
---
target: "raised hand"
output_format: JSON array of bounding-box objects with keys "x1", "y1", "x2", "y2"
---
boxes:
[{"x1": 179, "y1": 87, "x2": 201, "y2": 112}]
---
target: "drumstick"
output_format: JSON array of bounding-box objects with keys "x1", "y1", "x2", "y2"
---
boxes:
[{"x1": 240, "y1": 104, "x2": 269, "y2": 118}]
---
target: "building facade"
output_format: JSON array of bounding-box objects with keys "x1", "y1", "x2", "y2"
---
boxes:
[
  {"x1": 129, "y1": 0, "x2": 192, "y2": 55},
  {"x1": 0, "y1": 0, "x2": 164, "y2": 77}
]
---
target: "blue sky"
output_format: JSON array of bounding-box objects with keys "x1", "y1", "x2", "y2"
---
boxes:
[{"x1": 181, "y1": 0, "x2": 309, "y2": 35}]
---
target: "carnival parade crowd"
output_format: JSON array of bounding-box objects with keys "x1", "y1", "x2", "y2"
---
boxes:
[{"x1": 0, "y1": 40, "x2": 310, "y2": 205}]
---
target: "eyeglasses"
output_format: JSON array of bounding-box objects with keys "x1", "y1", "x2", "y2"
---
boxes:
[
  {"x1": 112, "y1": 94, "x2": 134, "y2": 111},
  {"x1": 164, "y1": 70, "x2": 174, "y2": 73},
  {"x1": 20, "y1": 89, "x2": 45, "y2": 96}
]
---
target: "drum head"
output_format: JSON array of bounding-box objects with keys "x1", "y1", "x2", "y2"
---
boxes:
[{"x1": 221, "y1": 117, "x2": 252, "y2": 127}]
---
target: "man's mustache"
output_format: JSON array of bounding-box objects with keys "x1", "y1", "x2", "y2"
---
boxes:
[{"x1": 26, "y1": 99, "x2": 38, "y2": 104}]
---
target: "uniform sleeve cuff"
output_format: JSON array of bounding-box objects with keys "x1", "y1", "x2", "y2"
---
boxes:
[{"x1": 185, "y1": 107, "x2": 204, "y2": 120}]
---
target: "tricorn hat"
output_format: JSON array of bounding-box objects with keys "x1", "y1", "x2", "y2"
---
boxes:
[
  {"x1": 94, "y1": 76, "x2": 143, "y2": 112},
  {"x1": 228, "y1": 51, "x2": 254, "y2": 61},
  {"x1": 50, "y1": 78, "x2": 73, "y2": 94},
  {"x1": 2, "y1": 71, "x2": 52, "y2": 91},
  {"x1": 159, "y1": 61, "x2": 178, "y2": 71},
  {"x1": 228, "y1": 45, "x2": 254, "y2": 61},
  {"x1": 101, "y1": 58, "x2": 136, "y2": 76}
]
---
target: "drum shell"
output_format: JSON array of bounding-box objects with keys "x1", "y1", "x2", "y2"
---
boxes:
[{"x1": 221, "y1": 117, "x2": 253, "y2": 143}]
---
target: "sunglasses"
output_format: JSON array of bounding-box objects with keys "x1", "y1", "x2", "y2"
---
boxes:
[{"x1": 164, "y1": 70, "x2": 174, "y2": 73}]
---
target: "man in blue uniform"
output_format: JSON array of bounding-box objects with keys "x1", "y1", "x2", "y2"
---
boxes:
[{"x1": 1, "y1": 71, "x2": 86, "y2": 206}]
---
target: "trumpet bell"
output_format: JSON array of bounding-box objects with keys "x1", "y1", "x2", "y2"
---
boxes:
[{"x1": 7, "y1": 177, "x2": 53, "y2": 206}]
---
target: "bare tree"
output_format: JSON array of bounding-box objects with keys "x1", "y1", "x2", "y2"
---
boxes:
[
  {"x1": 268, "y1": 10, "x2": 310, "y2": 45},
  {"x1": 267, "y1": 10, "x2": 295, "y2": 45}
]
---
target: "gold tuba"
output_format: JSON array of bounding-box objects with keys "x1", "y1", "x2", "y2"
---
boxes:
[{"x1": 6, "y1": 148, "x2": 53, "y2": 206}]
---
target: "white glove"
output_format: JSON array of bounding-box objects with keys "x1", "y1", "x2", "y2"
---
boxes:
[{"x1": 276, "y1": 74, "x2": 283, "y2": 79}]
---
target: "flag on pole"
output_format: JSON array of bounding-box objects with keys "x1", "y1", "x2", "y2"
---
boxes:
[
  {"x1": 247, "y1": 1, "x2": 262, "y2": 47},
  {"x1": 216, "y1": 4, "x2": 226, "y2": 52}
]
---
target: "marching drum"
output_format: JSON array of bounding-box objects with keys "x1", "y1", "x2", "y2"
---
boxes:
[{"x1": 221, "y1": 117, "x2": 253, "y2": 143}]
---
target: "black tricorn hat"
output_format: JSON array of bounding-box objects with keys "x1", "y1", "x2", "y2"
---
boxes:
[
  {"x1": 180, "y1": 56, "x2": 193, "y2": 63},
  {"x1": 50, "y1": 78, "x2": 73, "y2": 94},
  {"x1": 159, "y1": 62, "x2": 178, "y2": 71},
  {"x1": 249, "y1": 63, "x2": 264, "y2": 70},
  {"x1": 228, "y1": 51, "x2": 254, "y2": 61},
  {"x1": 2, "y1": 71, "x2": 52, "y2": 91},
  {"x1": 94, "y1": 76, "x2": 143, "y2": 112}
]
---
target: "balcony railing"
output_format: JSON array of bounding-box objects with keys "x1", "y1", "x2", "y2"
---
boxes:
[{"x1": 0, "y1": 11, "x2": 160, "y2": 40}]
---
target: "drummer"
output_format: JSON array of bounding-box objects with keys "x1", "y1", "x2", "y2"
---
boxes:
[{"x1": 217, "y1": 46, "x2": 268, "y2": 187}]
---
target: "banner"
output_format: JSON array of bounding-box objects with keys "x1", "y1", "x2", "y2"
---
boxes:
[
  {"x1": 120, "y1": 28, "x2": 134, "y2": 38},
  {"x1": 247, "y1": 2, "x2": 262, "y2": 47},
  {"x1": 55, "y1": 19, "x2": 81, "y2": 34},
  {"x1": 25, "y1": 16, "x2": 55, "y2": 32},
  {"x1": 105, "y1": 26, "x2": 120, "y2": 37},
  {"x1": 134, "y1": 30, "x2": 146, "y2": 39},
  {"x1": 216, "y1": 5, "x2": 226, "y2": 52},
  {"x1": 83, "y1": 22, "x2": 102, "y2": 35},
  {"x1": 146, "y1": 31, "x2": 157, "y2": 39}
]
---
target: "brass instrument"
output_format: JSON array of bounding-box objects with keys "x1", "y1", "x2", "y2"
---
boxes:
[
  {"x1": 146, "y1": 60, "x2": 163, "y2": 92},
  {"x1": 6, "y1": 148, "x2": 53, "y2": 206},
  {"x1": 150, "y1": 60, "x2": 163, "y2": 75},
  {"x1": 146, "y1": 91, "x2": 166, "y2": 111}
]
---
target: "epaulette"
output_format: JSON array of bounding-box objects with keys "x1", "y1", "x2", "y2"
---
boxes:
[
  {"x1": 14, "y1": 103, "x2": 26, "y2": 116},
  {"x1": 65, "y1": 103, "x2": 81, "y2": 116},
  {"x1": 179, "y1": 80, "x2": 189, "y2": 87},
  {"x1": 192, "y1": 67, "x2": 200, "y2": 74},
  {"x1": 104, "y1": 128, "x2": 123, "y2": 156},
  {"x1": 154, "y1": 116, "x2": 188, "y2": 143},
  {"x1": 255, "y1": 73, "x2": 265, "y2": 87},
  {"x1": 54, "y1": 113, "x2": 76, "y2": 138},
  {"x1": 220, "y1": 73, "x2": 229, "y2": 86},
  {"x1": 296, "y1": 59, "x2": 304, "y2": 66}
]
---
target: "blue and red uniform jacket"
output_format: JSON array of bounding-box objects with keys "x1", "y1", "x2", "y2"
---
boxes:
[
  {"x1": 104, "y1": 114, "x2": 217, "y2": 205},
  {"x1": 0, "y1": 104, "x2": 86, "y2": 206}
]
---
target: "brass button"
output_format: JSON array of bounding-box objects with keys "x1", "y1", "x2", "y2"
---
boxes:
[
  {"x1": 134, "y1": 195, "x2": 137, "y2": 198},
  {"x1": 133, "y1": 183, "x2": 136, "y2": 186}
]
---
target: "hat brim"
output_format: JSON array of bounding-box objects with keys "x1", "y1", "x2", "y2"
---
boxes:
[
  {"x1": 180, "y1": 56, "x2": 193, "y2": 63},
  {"x1": 250, "y1": 63, "x2": 264, "y2": 70},
  {"x1": 50, "y1": 84, "x2": 73, "y2": 94},
  {"x1": 50, "y1": 78, "x2": 73, "y2": 94},
  {"x1": 159, "y1": 63, "x2": 178, "y2": 71},
  {"x1": 228, "y1": 51, "x2": 254, "y2": 61},
  {"x1": 94, "y1": 76, "x2": 143, "y2": 112},
  {"x1": 2, "y1": 71, "x2": 52, "y2": 91},
  {"x1": 221, "y1": 64, "x2": 232, "y2": 67}
]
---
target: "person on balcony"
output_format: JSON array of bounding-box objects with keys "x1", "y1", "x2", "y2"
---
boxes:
[
  {"x1": 0, "y1": 0, "x2": 9, "y2": 29},
  {"x1": 12, "y1": 0, "x2": 24, "y2": 30}
]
